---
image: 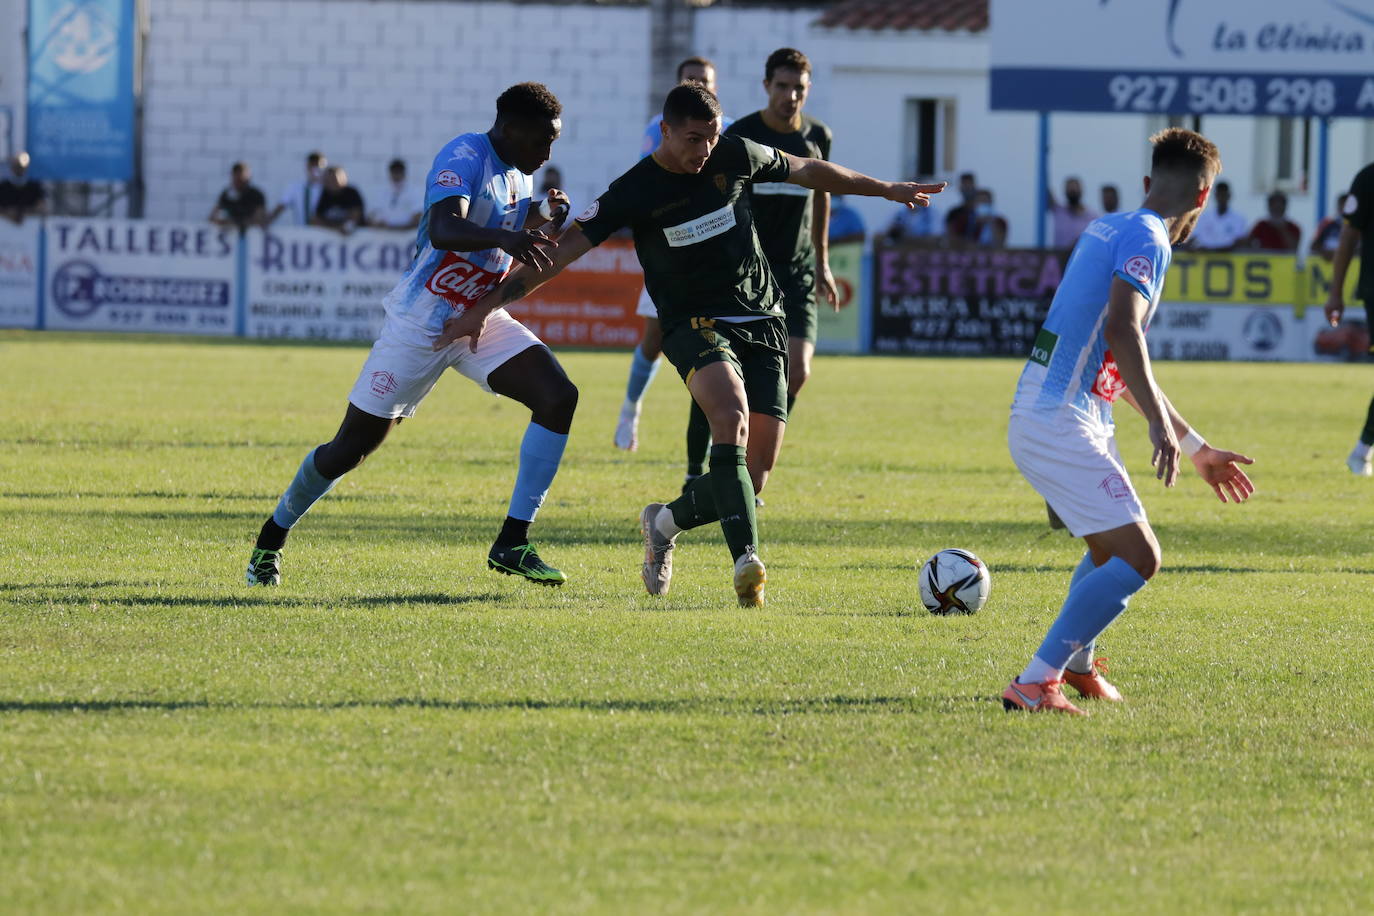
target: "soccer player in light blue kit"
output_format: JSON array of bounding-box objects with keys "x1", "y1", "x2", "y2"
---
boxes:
[
  {"x1": 247, "y1": 83, "x2": 578, "y2": 588},
  {"x1": 1002, "y1": 128, "x2": 1256, "y2": 715}
]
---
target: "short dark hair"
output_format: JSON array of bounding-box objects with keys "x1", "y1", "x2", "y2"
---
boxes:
[
  {"x1": 496, "y1": 82, "x2": 562, "y2": 122},
  {"x1": 387, "y1": 158, "x2": 405, "y2": 173},
  {"x1": 231, "y1": 161, "x2": 247, "y2": 175},
  {"x1": 676, "y1": 56, "x2": 715, "y2": 81},
  {"x1": 765, "y1": 48, "x2": 810, "y2": 81},
  {"x1": 663, "y1": 82, "x2": 722, "y2": 126},
  {"x1": 1149, "y1": 127, "x2": 1221, "y2": 179},
  {"x1": 306, "y1": 151, "x2": 324, "y2": 167}
]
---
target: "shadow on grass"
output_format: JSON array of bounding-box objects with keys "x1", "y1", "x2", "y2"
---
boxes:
[
  {"x1": 4, "y1": 585, "x2": 503, "y2": 608},
  {"x1": 0, "y1": 693, "x2": 996, "y2": 716}
]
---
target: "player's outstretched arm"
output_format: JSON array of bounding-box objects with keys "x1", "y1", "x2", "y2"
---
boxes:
[
  {"x1": 432, "y1": 225, "x2": 595, "y2": 352},
  {"x1": 1324, "y1": 223, "x2": 1360, "y2": 326},
  {"x1": 429, "y1": 196, "x2": 558, "y2": 271},
  {"x1": 1104, "y1": 277, "x2": 1180, "y2": 486},
  {"x1": 783, "y1": 154, "x2": 946, "y2": 209}
]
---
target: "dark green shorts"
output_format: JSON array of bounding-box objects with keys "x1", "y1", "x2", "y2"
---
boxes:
[
  {"x1": 777, "y1": 267, "x2": 818, "y2": 345},
  {"x1": 660, "y1": 316, "x2": 789, "y2": 421}
]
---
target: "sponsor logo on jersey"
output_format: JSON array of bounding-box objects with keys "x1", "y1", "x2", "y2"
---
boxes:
[
  {"x1": 576, "y1": 200, "x2": 600, "y2": 222},
  {"x1": 751, "y1": 181, "x2": 811, "y2": 198},
  {"x1": 1029, "y1": 327, "x2": 1059, "y2": 367},
  {"x1": 1090, "y1": 349, "x2": 1126, "y2": 402},
  {"x1": 663, "y1": 202, "x2": 737, "y2": 248},
  {"x1": 436, "y1": 170, "x2": 463, "y2": 189},
  {"x1": 426, "y1": 252, "x2": 503, "y2": 309},
  {"x1": 1123, "y1": 255, "x2": 1153, "y2": 286}
]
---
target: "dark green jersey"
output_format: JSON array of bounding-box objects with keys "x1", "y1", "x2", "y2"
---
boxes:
[
  {"x1": 575, "y1": 134, "x2": 791, "y2": 329},
  {"x1": 1343, "y1": 161, "x2": 1374, "y2": 304},
  {"x1": 725, "y1": 112, "x2": 832, "y2": 284}
]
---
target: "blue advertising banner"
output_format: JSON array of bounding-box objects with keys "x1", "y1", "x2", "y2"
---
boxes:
[
  {"x1": 26, "y1": 0, "x2": 136, "y2": 181},
  {"x1": 990, "y1": 0, "x2": 1374, "y2": 117}
]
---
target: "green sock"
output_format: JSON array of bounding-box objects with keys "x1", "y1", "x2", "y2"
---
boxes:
[
  {"x1": 707, "y1": 444, "x2": 757, "y2": 561},
  {"x1": 667, "y1": 473, "x2": 718, "y2": 530},
  {"x1": 685, "y1": 399, "x2": 711, "y2": 478}
]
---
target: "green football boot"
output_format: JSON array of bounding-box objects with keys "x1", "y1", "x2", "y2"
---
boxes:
[
  {"x1": 487, "y1": 543, "x2": 567, "y2": 586},
  {"x1": 246, "y1": 548, "x2": 282, "y2": 586}
]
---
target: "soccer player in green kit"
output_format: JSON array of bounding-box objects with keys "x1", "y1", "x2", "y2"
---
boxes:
[
  {"x1": 726, "y1": 48, "x2": 837, "y2": 414},
  {"x1": 433, "y1": 83, "x2": 944, "y2": 607}
]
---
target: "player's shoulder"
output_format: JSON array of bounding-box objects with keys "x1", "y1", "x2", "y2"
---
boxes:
[
  {"x1": 802, "y1": 113, "x2": 832, "y2": 140},
  {"x1": 725, "y1": 111, "x2": 764, "y2": 135},
  {"x1": 1114, "y1": 208, "x2": 1169, "y2": 245},
  {"x1": 436, "y1": 131, "x2": 491, "y2": 165},
  {"x1": 1350, "y1": 160, "x2": 1374, "y2": 195}
]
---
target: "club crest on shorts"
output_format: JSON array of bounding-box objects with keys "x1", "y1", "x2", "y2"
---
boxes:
[
  {"x1": 369, "y1": 371, "x2": 398, "y2": 397},
  {"x1": 1123, "y1": 255, "x2": 1153, "y2": 285},
  {"x1": 1098, "y1": 473, "x2": 1132, "y2": 501}
]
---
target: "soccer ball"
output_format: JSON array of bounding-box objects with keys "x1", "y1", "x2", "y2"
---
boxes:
[{"x1": 918, "y1": 548, "x2": 991, "y2": 616}]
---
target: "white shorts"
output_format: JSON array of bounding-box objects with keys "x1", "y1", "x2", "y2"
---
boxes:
[
  {"x1": 635, "y1": 284, "x2": 656, "y2": 318},
  {"x1": 347, "y1": 312, "x2": 544, "y2": 419},
  {"x1": 1008, "y1": 411, "x2": 1148, "y2": 538}
]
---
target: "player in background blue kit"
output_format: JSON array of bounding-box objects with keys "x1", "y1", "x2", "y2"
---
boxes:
[
  {"x1": 1003, "y1": 128, "x2": 1256, "y2": 715},
  {"x1": 614, "y1": 56, "x2": 731, "y2": 471},
  {"x1": 246, "y1": 83, "x2": 578, "y2": 588}
]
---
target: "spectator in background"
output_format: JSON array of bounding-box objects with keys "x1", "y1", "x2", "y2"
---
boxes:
[
  {"x1": 1100, "y1": 183, "x2": 1120, "y2": 214},
  {"x1": 271, "y1": 150, "x2": 327, "y2": 226},
  {"x1": 1046, "y1": 176, "x2": 1098, "y2": 248},
  {"x1": 367, "y1": 158, "x2": 422, "y2": 230},
  {"x1": 942, "y1": 170, "x2": 978, "y2": 241},
  {"x1": 828, "y1": 194, "x2": 865, "y2": 243},
  {"x1": 208, "y1": 161, "x2": 267, "y2": 230},
  {"x1": 0, "y1": 152, "x2": 47, "y2": 224},
  {"x1": 971, "y1": 188, "x2": 1008, "y2": 248},
  {"x1": 312, "y1": 166, "x2": 365, "y2": 234},
  {"x1": 1311, "y1": 192, "x2": 1350, "y2": 257},
  {"x1": 885, "y1": 177, "x2": 936, "y2": 241},
  {"x1": 1190, "y1": 180, "x2": 1247, "y2": 250},
  {"x1": 1246, "y1": 191, "x2": 1301, "y2": 251}
]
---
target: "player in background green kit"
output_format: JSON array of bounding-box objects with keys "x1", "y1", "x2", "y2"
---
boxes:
[
  {"x1": 1322, "y1": 161, "x2": 1374, "y2": 476},
  {"x1": 726, "y1": 48, "x2": 836, "y2": 418},
  {"x1": 432, "y1": 83, "x2": 944, "y2": 607}
]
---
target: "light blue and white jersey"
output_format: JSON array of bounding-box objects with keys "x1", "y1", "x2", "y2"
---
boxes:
[
  {"x1": 382, "y1": 131, "x2": 532, "y2": 338},
  {"x1": 1011, "y1": 208, "x2": 1172, "y2": 430},
  {"x1": 639, "y1": 112, "x2": 734, "y2": 159}
]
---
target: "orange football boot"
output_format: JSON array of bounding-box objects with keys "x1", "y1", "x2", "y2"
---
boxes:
[
  {"x1": 1063, "y1": 658, "x2": 1123, "y2": 702},
  {"x1": 1001, "y1": 678, "x2": 1088, "y2": 715}
]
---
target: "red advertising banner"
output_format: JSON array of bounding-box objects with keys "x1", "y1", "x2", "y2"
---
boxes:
[{"x1": 505, "y1": 238, "x2": 643, "y2": 348}]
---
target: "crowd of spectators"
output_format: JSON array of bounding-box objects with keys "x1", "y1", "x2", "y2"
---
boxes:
[{"x1": 208, "y1": 151, "x2": 432, "y2": 234}]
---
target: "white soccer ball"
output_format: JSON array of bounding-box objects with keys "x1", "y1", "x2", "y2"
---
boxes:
[{"x1": 918, "y1": 548, "x2": 991, "y2": 616}]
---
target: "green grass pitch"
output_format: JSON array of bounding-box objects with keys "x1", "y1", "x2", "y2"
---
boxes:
[{"x1": 3, "y1": 330, "x2": 1373, "y2": 914}]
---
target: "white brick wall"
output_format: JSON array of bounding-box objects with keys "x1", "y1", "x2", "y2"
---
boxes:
[{"x1": 144, "y1": 0, "x2": 649, "y2": 221}]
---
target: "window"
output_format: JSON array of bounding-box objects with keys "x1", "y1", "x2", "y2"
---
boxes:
[{"x1": 904, "y1": 98, "x2": 955, "y2": 179}]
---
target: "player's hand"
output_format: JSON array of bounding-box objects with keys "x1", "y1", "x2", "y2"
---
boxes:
[
  {"x1": 502, "y1": 228, "x2": 557, "y2": 271},
  {"x1": 1190, "y1": 446, "x2": 1256, "y2": 503},
  {"x1": 816, "y1": 263, "x2": 840, "y2": 310},
  {"x1": 543, "y1": 189, "x2": 571, "y2": 221},
  {"x1": 433, "y1": 304, "x2": 491, "y2": 353},
  {"x1": 1325, "y1": 289, "x2": 1346, "y2": 327},
  {"x1": 886, "y1": 181, "x2": 947, "y2": 209},
  {"x1": 1148, "y1": 416, "x2": 1181, "y2": 487}
]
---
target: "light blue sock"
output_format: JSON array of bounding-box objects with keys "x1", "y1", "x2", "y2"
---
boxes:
[
  {"x1": 1064, "y1": 551, "x2": 1099, "y2": 672},
  {"x1": 624, "y1": 346, "x2": 661, "y2": 404},
  {"x1": 507, "y1": 423, "x2": 569, "y2": 522},
  {"x1": 271, "y1": 447, "x2": 338, "y2": 530},
  {"x1": 1035, "y1": 556, "x2": 1147, "y2": 670}
]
